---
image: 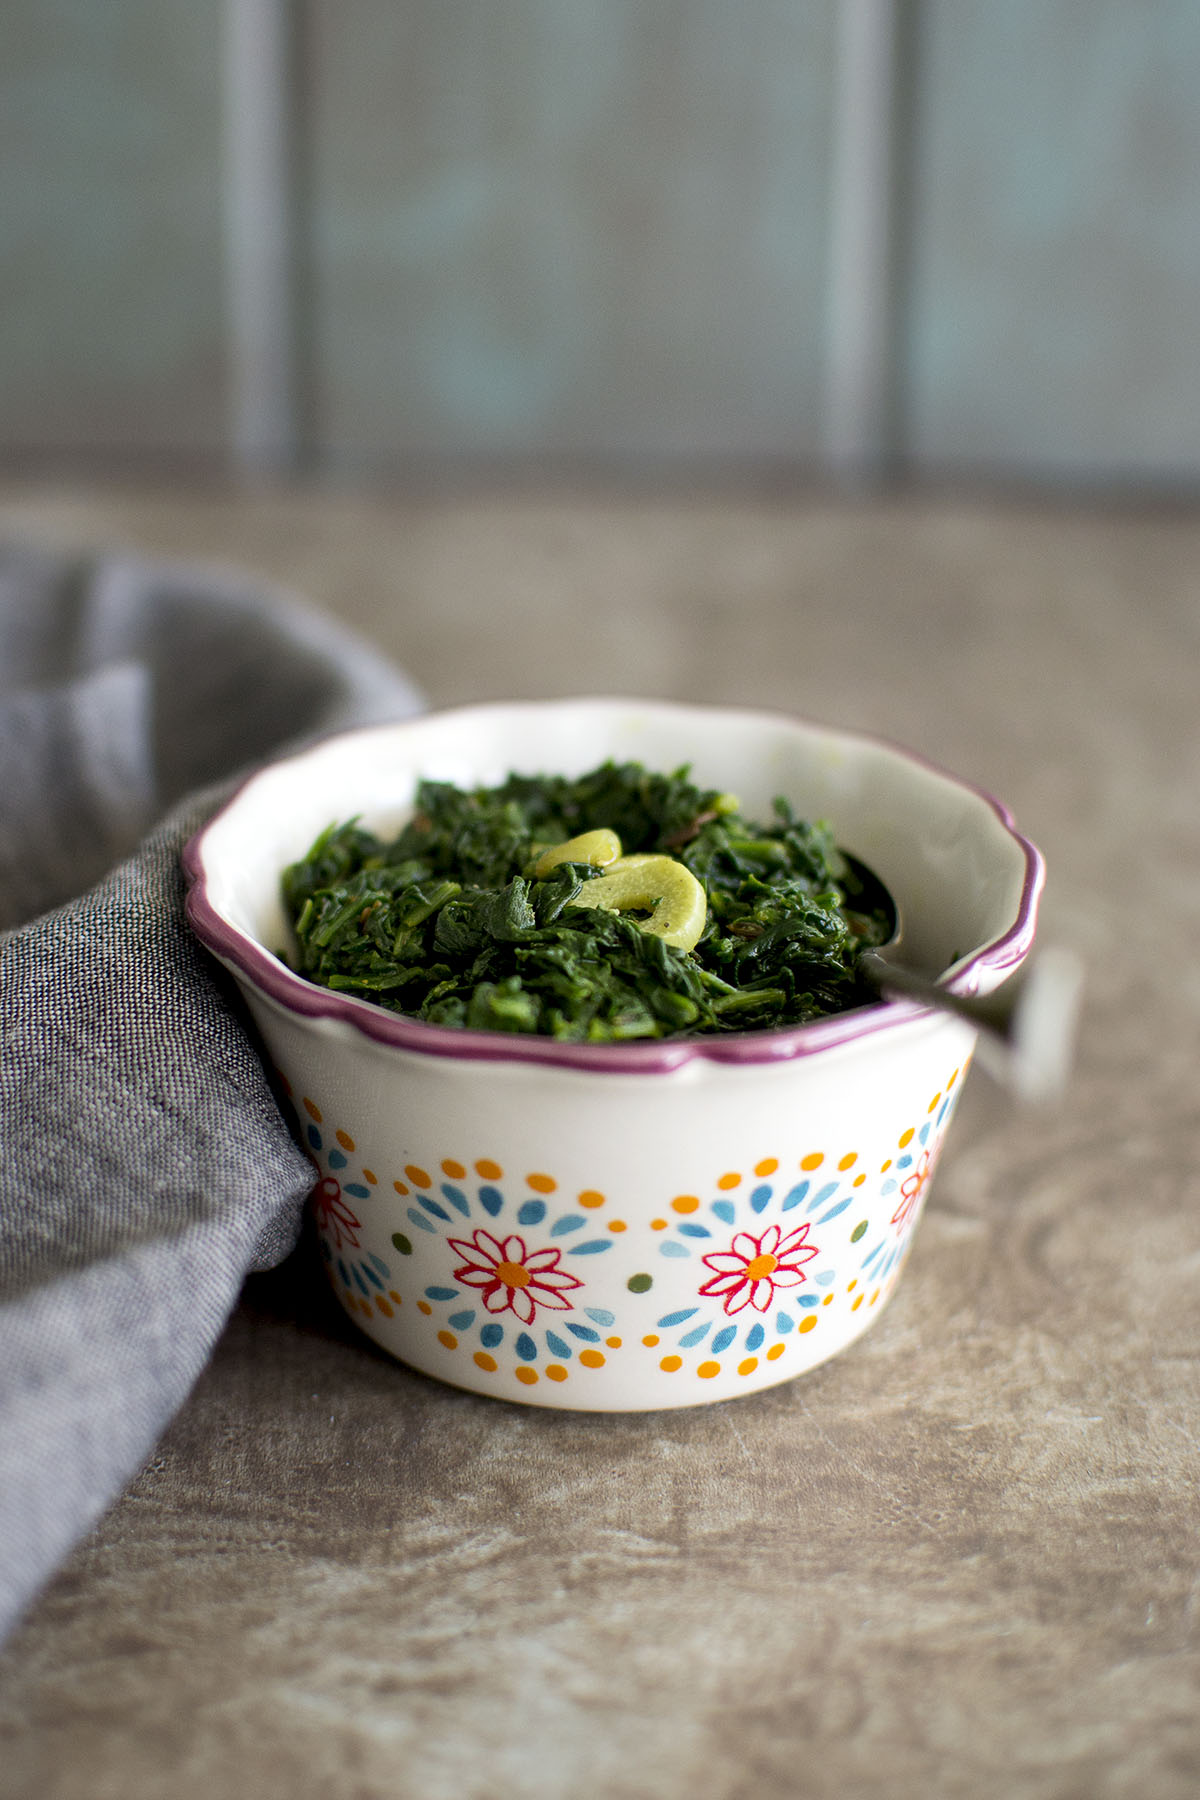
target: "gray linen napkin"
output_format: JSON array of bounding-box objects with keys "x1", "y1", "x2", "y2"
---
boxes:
[{"x1": 0, "y1": 543, "x2": 423, "y2": 1641}]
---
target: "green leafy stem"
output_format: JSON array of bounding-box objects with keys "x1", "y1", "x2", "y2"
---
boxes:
[{"x1": 281, "y1": 759, "x2": 893, "y2": 1043}]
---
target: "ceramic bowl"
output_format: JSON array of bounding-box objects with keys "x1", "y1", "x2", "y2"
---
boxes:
[{"x1": 183, "y1": 698, "x2": 1043, "y2": 1411}]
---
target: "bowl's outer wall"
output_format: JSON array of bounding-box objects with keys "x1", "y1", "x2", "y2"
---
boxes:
[{"x1": 243, "y1": 978, "x2": 979, "y2": 1410}]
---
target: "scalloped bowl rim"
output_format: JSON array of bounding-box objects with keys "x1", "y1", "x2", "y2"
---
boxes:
[{"x1": 182, "y1": 698, "x2": 1044, "y2": 1075}]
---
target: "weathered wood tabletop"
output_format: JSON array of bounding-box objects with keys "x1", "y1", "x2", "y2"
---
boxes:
[{"x1": 1, "y1": 484, "x2": 1197, "y2": 1800}]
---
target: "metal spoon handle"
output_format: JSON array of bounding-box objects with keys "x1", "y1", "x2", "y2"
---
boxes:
[{"x1": 858, "y1": 945, "x2": 1084, "y2": 1105}]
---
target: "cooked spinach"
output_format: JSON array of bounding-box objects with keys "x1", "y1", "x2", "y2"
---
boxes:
[{"x1": 281, "y1": 760, "x2": 893, "y2": 1042}]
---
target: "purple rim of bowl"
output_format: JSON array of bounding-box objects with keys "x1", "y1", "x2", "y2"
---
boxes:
[{"x1": 182, "y1": 712, "x2": 1045, "y2": 1076}]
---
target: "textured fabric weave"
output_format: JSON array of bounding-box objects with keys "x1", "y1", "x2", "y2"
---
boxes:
[{"x1": 0, "y1": 543, "x2": 423, "y2": 1640}]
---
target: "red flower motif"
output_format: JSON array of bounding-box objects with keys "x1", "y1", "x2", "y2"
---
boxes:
[
  {"x1": 311, "y1": 1174, "x2": 362, "y2": 1251},
  {"x1": 891, "y1": 1150, "x2": 933, "y2": 1231},
  {"x1": 699, "y1": 1222, "x2": 819, "y2": 1316},
  {"x1": 448, "y1": 1229, "x2": 585, "y2": 1325}
]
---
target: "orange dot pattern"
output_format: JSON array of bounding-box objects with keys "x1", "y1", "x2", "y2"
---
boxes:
[
  {"x1": 629, "y1": 1065, "x2": 965, "y2": 1382},
  {"x1": 310, "y1": 1062, "x2": 966, "y2": 1394}
]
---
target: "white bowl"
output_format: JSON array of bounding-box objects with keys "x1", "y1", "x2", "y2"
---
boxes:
[{"x1": 184, "y1": 699, "x2": 1043, "y2": 1411}]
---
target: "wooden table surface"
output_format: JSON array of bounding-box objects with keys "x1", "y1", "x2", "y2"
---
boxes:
[{"x1": 1, "y1": 482, "x2": 1197, "y2": 1800}]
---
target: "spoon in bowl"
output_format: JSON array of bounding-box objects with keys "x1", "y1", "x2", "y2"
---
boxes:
[{"x1": 845, "y1": 855, "x2": 1083, "y2": 1106}]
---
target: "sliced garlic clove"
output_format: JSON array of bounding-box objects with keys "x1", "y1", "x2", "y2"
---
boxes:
[
  {"x1": 529, "y1": 827, "x2": 624, "y2": 878},
  {"x1": 572, "y1": 854, "x2": 707, "y2": 952}
]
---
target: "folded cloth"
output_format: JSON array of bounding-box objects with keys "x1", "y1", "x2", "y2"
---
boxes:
[{"x1": 0, "y1": 542, "x2": 423, "y2": 1642}]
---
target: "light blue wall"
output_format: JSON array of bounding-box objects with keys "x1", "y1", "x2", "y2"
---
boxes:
[
  {"x1": 904, "y1": 0, "x2": 1200, "y2": 486},
  {"x1": 0, "y1": 0, "x2": 226, "y2": 461},
  {"x1": 306, "y1": 0, "x2": 837, "y2": 468},
  {"x1": 2, "y1": 1, "x2": 1198, "y2": 485}
]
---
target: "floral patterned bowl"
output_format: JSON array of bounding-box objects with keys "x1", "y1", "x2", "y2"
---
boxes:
[{"x1": 183, "y1": 698, "x2": 1043, "y2": 1411}]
